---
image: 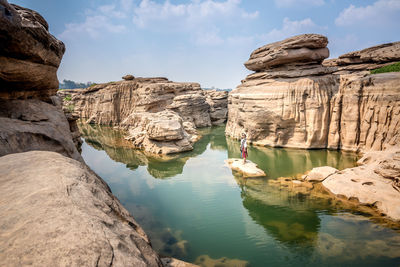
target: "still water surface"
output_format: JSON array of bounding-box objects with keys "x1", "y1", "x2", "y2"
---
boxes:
[{"x1": 80, "y1": 123, "x2": 400, "y2": 267}]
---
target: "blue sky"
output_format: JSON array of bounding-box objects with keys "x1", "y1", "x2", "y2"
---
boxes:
[{"x1": 10, "y1": 0, "x2": 400, "y2": 89}]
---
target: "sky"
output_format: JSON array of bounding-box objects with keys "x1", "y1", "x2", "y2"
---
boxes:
[{"x1": 10, "y1": 0, "x2": 400, "y2": 89}]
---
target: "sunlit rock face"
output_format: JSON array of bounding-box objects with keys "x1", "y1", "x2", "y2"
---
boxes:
[
  {"x1": 226, "y1": 34, "x2": 400, "y2": 153},
  {"x1": 59, "y1": 77, "x2": 228, "y2": 154}
]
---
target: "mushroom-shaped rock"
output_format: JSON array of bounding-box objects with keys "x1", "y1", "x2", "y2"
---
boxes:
[
  {"x1": 225, "y1": 158, "x2": 266, "y2": 178},
  {"x1": 122, "y1": 74, "x2": 135, "y2": 80},
  {"x1": 244, "y1": 34, "x2": 329, "y2": 71}
]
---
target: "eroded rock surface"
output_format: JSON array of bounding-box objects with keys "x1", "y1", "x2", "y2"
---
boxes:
[
  {"x1": 60, "y1": 77, "x2": 228, "y2": 154},
  {"x1": 225, "y1": 158, "x2": 266, "y2": 178},
  {"x1": 0, "y1": 151, "x2": 163, "y2": 266},
  {"x1": 0, "y1": 1, "x2": 65, "y2": 99},
  {"x1": 322, "y1": 146, "x2": 400, "y2": 221},
  {"x1": 226, "y1": 35, "x2": 400, "y2": 153}
]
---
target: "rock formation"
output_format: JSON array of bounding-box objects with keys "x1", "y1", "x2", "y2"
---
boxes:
[
  {"x1": 205, "y1": 90, "x2": 229, "y2": 125},
  {"x1": 0, "y1": 1, "x2": 195, "y2": 265},
  {"x1": 0, "y1": 0, "x2": 65, "y2": 100},
  {"x1": 226, "y1": 34, "x2": 400, "y2": 153},
  {"x1": 59, "y1": 77, "x2": 228, "y2": 154},
  {"x1": 0, "y1": 151, "x2": 163, "y2": 266},
  {"x1": 226, "y1": 34, "x2": 400, "y2": 221},
  {"x1": 225, "y1": 158, "x2": 266, "y2": 178}
]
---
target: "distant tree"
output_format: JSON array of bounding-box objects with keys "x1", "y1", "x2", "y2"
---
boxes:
[{"x1": 59, "y1": 79, "x2": 94, "y2": 89}]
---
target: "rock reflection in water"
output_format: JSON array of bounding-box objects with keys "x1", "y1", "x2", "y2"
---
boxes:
[{"x1": 226, "y1": 137, "x2": 359, "y2": 178}]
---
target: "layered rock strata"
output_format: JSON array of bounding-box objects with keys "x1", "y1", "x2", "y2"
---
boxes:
[
  {"x1": 60, "y1": 78, "x2": 228, "y2": 154},
  {"x1": 0, "y1": 0, "x2": 65, "y2": 99},
  {"x1": 226, "y1": 34, "x2": 400, "y2": 153},
  {"x1": 0, "y1": 1, "x2": 193, "y2": 265},
  {"x1": 226, "y1": 34, "x2": 400, "y2": 221}
]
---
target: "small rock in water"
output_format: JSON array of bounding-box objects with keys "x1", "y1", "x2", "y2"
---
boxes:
[{"x1": 225, "y1": 158, "x2": 266, "y2": 178}]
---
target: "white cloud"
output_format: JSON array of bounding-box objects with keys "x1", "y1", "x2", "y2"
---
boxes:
[
  {"x1": 59, "y1": 15, "x2": 126, "y2": 39},
  {"x1": 132, "y1": 0, "x2": 259, "y2": 29},
  {"x1": 59, "y1": 3, "x2": 129, "y2": 40},
  {"x1": 275, "y1": 0, "x2": 325, "y2": 8},
  {"x1": 335, "y1": 0, "x2": 400, "y2": 26},
  {"x1": 259, "y1": 17, "x2": 326, "y2": 44}
]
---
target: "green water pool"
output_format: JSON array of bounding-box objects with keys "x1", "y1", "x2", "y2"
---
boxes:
[{"x1": 80, "y1": 123, "x2": 400, "y2": 267}]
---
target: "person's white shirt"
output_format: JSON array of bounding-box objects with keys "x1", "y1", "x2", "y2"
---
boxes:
[{"x1": 241, "y1": 138, "x2": 247, "y2": 149}]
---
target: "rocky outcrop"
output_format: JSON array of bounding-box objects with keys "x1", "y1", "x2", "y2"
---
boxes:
[
  {"x1": 122, "y1": 110, "x2": 197, "y2": 154},
  {"x1": 322, "y1": 146, "x2": 400, "y2": 221},
  {"x1": 323, "y1": 41, "x2": 400, "y2": 74},
  {"x1": 205, "y1": 90, "x2": 228, "y2": 125},
  {"x1": 0, "y1": 1, "x2": 194, "y2": 265},
  {"x1": 0, "y1": 1, "x2": 65, "y2": 100},
  {"x1": 0, "y1": 0, "x2": 81, "y2": 160},
  {"x1": 244, "y1": 34, "x2": 329, "y2": 71},
  {"x1": 0, "y1": 98, "x2": 83, "y2": 161},
  {"x1": 225, "y1": 158, "x2": 266, "y2": 178},
  {"x1": 226, "y1": 34, "x2": 400, "y2": 153},
  {"x1": 0, "y1": 151, "x2": 163, "y2": 266},
  {"x1": 60, "y1": 77, "x2": 228, "y2": 154}
]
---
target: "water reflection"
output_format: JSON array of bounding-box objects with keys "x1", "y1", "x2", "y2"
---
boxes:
[{"x1": 79, "y1": 122, "x2": 400, "y2": 266}]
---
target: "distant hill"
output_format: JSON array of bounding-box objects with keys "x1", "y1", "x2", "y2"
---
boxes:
[{"x1": 59, "y1": 79, "x2": 94, "y2": 89}]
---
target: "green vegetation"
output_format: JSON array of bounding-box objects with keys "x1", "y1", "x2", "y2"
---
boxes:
[
  {"x1": 370, "y1": 62, "x2": 400, "y2": 74},
  {"x1": 59, "y1": 79, "x2": 95, "y2": 89},
  {"x1": 66, "y1": 104, "x2": 75, "y2": 113},
  {"x1": 63, "y1": 95, "x2": 72, "y2": 101},
  {"x1": 89, "y1": 83, "x2": 97, "y2": 87}
]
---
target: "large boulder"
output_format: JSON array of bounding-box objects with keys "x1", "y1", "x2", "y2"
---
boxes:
[
  {"x1": 244, "y1": 34, "x2": 329, "y2": 71},
  {"x1": 0, "y1": 151, "x2": 163, "y2": 266},
  {"x1": 0, "y1": 98, "x2": 83, "y2": 161},
  {"x1": 0, "y1": 0, "x2": 65, "y2": 99}
]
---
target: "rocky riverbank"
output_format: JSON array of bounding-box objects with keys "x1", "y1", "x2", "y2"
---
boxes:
[
  {"x1": 226, "y1": 33, "x2": 400, "y2": 221},
  {"x1": 0, "y1": 1, "x2": 195, "y2": 265},
  {"x1": 59, "y1": 79, "x2": 228, "y2": 155}
]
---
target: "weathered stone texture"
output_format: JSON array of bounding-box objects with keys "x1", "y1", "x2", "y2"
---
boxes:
[
  {"x1": 0, "y1": 1, "x2": 65, "y2": 99},
  {"x1": 0, "y1": 151, "x2": 163, "y2": 267}
]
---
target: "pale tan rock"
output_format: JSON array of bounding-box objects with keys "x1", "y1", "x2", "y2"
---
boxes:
[
  {"x1": 226, "y1": 35, "x2": 400, "y2": 153},
  {"x1": 0, "y1": 151, "x2": 163, "y2": 267},
  {"x1": 0, "y1": 1, "x2": 65, "y2": 99},
  {"x1": 225, "y1": 158, "x2": 266, "y2": 178},
  {"x1": 322, "y1": 146, "x2": 400, "y2": 221},
  {"x1": 244, "y1": 34, "x2": 329, "y2": 71},
  {"x1": 328, "y1": 72, "x2": 400, "y2": 152},
  {"x1": 304, "y1": 166, "x2": 338, "y2": 182},
  {"x1": 226, "y1": 75, "x2": 337, "y2": 148},
  {"x1": 123, "y1": 111, "x2": 195, "y2": 154},
  {"x1": 59, "y1": 78, "x2": 223, "y2": 154}
]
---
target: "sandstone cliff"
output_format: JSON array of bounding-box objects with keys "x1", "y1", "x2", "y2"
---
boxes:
[
  {"x1": 0, "y1": 1, "x2": 192, "y2": 265},
  {"x1": 226, "y1": 34, "x2": 400, "y2": 153},
  {"x1": 226, "y1": 34, "x2": 400, "y2": 221},
  {"x1": 59, "y1": 77, "x2": 228, "y2": 154}
]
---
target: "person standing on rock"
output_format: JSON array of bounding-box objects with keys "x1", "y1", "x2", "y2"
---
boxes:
[{"x1": 240, "y1": 133, "x2": 248, "y2": 164}]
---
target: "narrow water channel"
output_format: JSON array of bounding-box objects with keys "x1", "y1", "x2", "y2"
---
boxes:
[{"x1": 80, "y1": 123, "x2": 400, "y2": 267}]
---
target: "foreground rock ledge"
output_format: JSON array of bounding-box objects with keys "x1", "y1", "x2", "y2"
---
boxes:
[
  {"x1": 0, "y1": 151, "x2": 164, "y2": 266},
  {"x1": 225, "y1": 158, "x2": 266, "y2": 178}
]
